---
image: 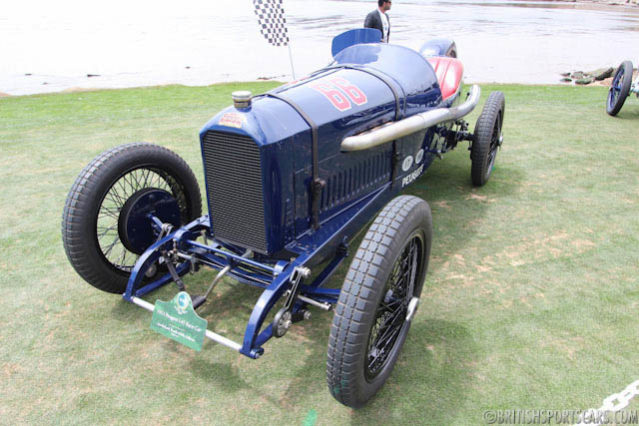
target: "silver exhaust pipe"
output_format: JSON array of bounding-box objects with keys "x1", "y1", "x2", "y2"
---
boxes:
[{"x1": 341, "y1": 84, "x2": 481, "y2": 152}]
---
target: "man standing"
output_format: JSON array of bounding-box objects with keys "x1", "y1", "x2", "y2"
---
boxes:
[{"x1": 364, "y1": 0, "x2": 392, "y2": 43}]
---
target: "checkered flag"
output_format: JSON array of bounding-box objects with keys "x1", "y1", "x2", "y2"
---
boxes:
[{"x1": 253, "y1": 0, "x2": 290, "y2": 47}]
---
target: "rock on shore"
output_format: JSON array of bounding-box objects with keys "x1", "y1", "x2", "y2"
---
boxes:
[
  {"x1": 565, "y1": 0, "x2": 639, "y2": 5},
  {"x1": 559, "y1": 66, "x2": 636, "y2": 86}
]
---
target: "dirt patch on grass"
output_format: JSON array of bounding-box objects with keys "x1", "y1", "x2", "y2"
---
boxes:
[
  {"x1": 61, "y1": 87, "x2": 95, "y2": 94},
  {"x1": 3, "y1": 362, "x2": 23, "y2": 379},
  {"x1": 465, "y1": 192, "x2": 490, "y2": 202},
  {"x1": 434, "y1": 200, "x2": 452, "y2": 210},
  {"x1": 493, "y1": 231, "x2": 595, "y2": 267},
  {"x1": 436, "y1": 253, "x2": 496, "y2": 287},
  {"x1": 540, "y1": 336, "x2": 586, "y2": 361},
  {"x1": 429, "y1": 231, "x2": 597, "y2": 291},
  {"x1": 570, "y1": 239, "x2": 596, "y2": 250}
]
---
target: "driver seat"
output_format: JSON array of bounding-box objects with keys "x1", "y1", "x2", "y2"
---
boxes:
[{"x1": 426, "y1": 57, "x2": 464, "y2": 101}]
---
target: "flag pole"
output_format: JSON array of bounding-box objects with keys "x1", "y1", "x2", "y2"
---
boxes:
[{"x1": 287, "y1": 43, "x2": 296, "y2": 80}]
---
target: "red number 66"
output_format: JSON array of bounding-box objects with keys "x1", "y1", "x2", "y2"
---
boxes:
[{"x1": 311, "y1": 77, "x2": 368, "y2": 112}]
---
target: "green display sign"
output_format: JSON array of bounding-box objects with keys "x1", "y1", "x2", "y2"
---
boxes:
[{"x1": 150, "y1": 292, "x2": 207, "y2": 351}]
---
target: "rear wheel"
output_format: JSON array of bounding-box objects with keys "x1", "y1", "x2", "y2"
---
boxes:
[
  {"x1": 607, "y1": 61, "x2": 633, "y2": 116},
  {"x1": 327, "y1": 195, "x2": 432, "y2": 408},
  {"x1": 471, "y1": 91, "x2": 505, "y2": 186},
  {"x1": 61, "y1": 143, "x2": 201, "y2": 294}
]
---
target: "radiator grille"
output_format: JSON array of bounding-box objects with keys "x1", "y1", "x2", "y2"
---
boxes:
[{"x1": 202, "y1": 131, "x2": 267, "y2": 252}]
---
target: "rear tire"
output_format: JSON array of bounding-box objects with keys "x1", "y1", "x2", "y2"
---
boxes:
[
  {"x1": 61, "y1": 143, "x2": 201, "y2": 294},
  {"x1": 607, "y1": 61, "x2": 633, "y2": 116},
  {"x1": 471, "y1": 91, "x2": 505, "y2": 186},
  {"x1": 327, "y1": 195, "x2": 432, "y2": 408}
]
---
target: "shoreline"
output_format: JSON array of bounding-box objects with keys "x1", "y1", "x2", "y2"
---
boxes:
[
  {"x1": 2, "y1": 65, "x2": 635, "y2": 98},
  {"x1": 541, "y1": 0, "x2": 639, "y2": 6},
  {"x1": 0, "y1": 80, "x2": 624, "y2": 100}
]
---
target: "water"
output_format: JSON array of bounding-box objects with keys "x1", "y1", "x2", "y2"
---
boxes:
[{"x1": 1, "y1": 0, "x2": 638, "y2": 96}]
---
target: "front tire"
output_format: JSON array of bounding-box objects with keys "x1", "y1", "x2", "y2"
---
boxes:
[
  {"x1": 327, "y1": 195, "x2": 432, "y2": 408},
  {"x1": 607, "y1": 61, "x2": 633, "y2": 116},
  {"x1": 61, "y1": 143, "x2": 201, "y2": 294},
  {"x1": 471, "y1": 91, "x2": 505, "y2": 186}
]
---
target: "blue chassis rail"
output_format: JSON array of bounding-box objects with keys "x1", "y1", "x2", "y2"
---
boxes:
[{"x1": 123, "y1": 183, "x2": 394, "y2": 359}]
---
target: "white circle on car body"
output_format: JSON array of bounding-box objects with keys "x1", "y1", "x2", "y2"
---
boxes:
[
  {"x1": 415, "y1": 149, "x2": 424, "y2": 164},
  {"x1": 402, "y1": 155, "x2": 414, "y2": 172}
]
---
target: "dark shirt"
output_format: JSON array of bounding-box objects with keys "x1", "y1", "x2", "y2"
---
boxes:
[{"x1": 364, "y1": 9, "x2": 390, "y2": 42}]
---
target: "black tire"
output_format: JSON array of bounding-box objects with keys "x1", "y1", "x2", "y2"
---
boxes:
[
  {"x1": 471, "y1": 91, "x2": 505, "y2": 186},
  {"x1": 607, "y1": 61, "x2": 633, "y2": 116},
  {"x1": 327, "y1": 195, "x2": 432, "y2": 408},
  {"x1": 61, "y1": 143, "x2": 202, "y2": 294}
]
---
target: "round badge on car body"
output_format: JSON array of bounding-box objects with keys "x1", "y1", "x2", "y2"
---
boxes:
[{"x1": 402, "y1": 155, "x2": 414, "y2": 172}]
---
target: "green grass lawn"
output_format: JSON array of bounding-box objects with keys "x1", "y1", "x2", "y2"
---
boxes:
[{"x1": 1, "y1": 83, "x2": 638, "y2": 425}]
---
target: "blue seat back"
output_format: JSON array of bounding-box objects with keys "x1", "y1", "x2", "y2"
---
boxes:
[{"x1": 331, "y1": 28, "x2": 382, "y2": 57}]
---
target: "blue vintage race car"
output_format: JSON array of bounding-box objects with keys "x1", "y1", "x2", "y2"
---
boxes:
[{"x1": 62, "y1": 29, "x2": 505, "y2": 407}]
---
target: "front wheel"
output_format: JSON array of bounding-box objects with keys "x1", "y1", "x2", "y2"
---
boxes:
[
  {"x1": 471, "y1": 91, "x2": 505, "y2": 186},
  {"x1": 607, "y1": 61, "x2": 633, "y2": 116},
  {"x1": 61, "y1": 143, "x2": 202, "y2": 294},
  {"x1": 327, "y1": 195, "x2": 432, "y2": 408}
]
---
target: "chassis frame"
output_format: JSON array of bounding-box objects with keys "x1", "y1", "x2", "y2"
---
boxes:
[
  {"x1": 122, "y1": 101, "x2": 483, "y2": 360},
  {"x1": 125, "y1": 169, "x2": 421, "y2": 358}
]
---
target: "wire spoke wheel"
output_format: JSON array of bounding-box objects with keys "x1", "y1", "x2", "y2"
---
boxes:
[
  {"x1": 327, "y1": 195, "x2": 432, "y2": 408},
  {"x1": 486, "y1": 114, "x2": 501, "y2": 173},
  {"x1": 607, "y1": 61, "x2": 633, "y2": 116},
  {"x1": 96, "y1": 167, "x2": 188, "y2": 272},
  {"x1": 62, "y1": 143, "x2": 201, "y2": 294},
  {"x1": 609, "y1": 77, "x2": 621, "y2": 106},
  {"x1": 365, "y1": 235, "x2": 421, "y2": 379}
]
